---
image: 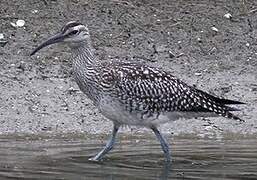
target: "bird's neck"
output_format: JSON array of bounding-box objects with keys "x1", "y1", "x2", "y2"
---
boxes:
[
  {"x1": 71, "y1": 39, "x2": 100, "y2": 103},
  {"x1": 71, "y1": 39, "x2": 96, "y2": 68}
]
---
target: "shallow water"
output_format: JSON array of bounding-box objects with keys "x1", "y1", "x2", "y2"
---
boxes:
[{"x1": 0, "y1": 134, "x2": 256, "y2": 180}]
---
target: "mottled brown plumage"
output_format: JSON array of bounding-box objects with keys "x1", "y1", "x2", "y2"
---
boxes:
[{"x1": 30, "y1": 21, "x2": 245, "y2": 162}]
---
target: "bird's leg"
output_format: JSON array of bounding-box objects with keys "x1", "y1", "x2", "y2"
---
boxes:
[
  {"x1": 89, "y1": 123, "x2": 120, "y2": 161},
  {"x1": 151, "y1": 126, "x2": 171, "y2": 162}
]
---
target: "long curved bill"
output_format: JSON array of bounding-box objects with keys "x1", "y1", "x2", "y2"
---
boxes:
[{"x1": 30, "y1": 33, "x2": 65, "y2": 56}]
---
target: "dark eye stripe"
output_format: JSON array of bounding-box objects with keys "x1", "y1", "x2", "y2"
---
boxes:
[{"x1": 68, "y1": 30, "x2": 79, "y2": 36}]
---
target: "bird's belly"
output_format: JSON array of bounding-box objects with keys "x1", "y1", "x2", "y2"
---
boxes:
[
  {"x1": 98, "y1": 97, "x2": 217, "y2": 126},
  {"x1": 98, "y1": 98, "x2": 143, "y2": 125},
  {"x1": 98, "y1": 97, "x2": 189, "y2": 126}
]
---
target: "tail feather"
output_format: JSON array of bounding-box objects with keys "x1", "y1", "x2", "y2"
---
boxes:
[
  {"x1": 212, "y1": 98, "x2": 245, "y2": 105},
  {"x1": 196, "y1": 89, "x2": 245, "y2": 105},
  {"x1": 192, "y1": 88, "x2": 245, "y2": 122}
]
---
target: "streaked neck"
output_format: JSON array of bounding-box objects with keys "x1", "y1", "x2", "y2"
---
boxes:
[{"x1": 71, "y1": 39, "x2": 95, "y2": 66}]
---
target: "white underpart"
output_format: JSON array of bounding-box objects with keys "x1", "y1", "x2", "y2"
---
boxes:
[{"x1": 99, "y1": 96, "x2": 217, "y2": 127}]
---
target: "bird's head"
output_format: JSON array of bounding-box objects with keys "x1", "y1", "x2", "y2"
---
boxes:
[{"x1": 30, "y1": 21, "x2": 90, "y2": 56}]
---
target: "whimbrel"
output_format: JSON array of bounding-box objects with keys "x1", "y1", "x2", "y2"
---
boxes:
[{"x1": 30, "y1": 21, "x2": 244, "y2": 162}]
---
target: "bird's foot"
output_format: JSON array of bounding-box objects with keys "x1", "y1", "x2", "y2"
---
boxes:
[{"x1": 88, "y1": 156, "x2": 102, "y2": 162}]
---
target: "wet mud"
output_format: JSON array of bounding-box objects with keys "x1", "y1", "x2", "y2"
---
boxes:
[{"x1": 1, "y1": 0, "x2": 257, "y2": 137}]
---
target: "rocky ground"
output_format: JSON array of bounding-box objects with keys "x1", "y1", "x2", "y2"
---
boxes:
[{"x1": 0, "y1": 0, "x2": 257, "y2": 137}]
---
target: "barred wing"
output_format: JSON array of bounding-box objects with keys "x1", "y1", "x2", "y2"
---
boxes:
[{"x1": 101, "y1": 61, "x2": 243, "y2": 121}]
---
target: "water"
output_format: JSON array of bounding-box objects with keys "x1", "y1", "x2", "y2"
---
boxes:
[{"x1": 0, "y1": 134, "x2": 256, "y2": 180}]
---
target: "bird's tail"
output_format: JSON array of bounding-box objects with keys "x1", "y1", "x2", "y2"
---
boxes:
[{"x1": 193, "y1": 89, "x2": 245, "y2": 122}]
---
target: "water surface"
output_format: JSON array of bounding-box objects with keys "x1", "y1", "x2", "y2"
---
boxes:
[{"x1": 0, "y1": 134, "x2": 256, "y2": 180}]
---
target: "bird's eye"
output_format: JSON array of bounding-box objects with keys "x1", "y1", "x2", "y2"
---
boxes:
[{"x1": 68, "y1": 30, "x2": 79, "y2": 36}]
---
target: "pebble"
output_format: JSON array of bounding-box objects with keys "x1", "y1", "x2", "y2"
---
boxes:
[
  {"x1": 10, "y1": 19, "x2": 25, "y2": 28},
  {"x1": 16, "y1": 20, "x2": 25, "y2": 27},
  {"x1": 195, "y1": 72, "x2": 202, "y2": 76},
  {"x1": 0, "y1": 33, "x2": 4, "y2": 39},
  {"x1": 31, "y1": 10, "x2": 38, "y2": 14},
  {"x1": 211, "y1": 26, "x2": 219, "y2": 32},
  {"x1": 0, "y1": 33, "x2": 7, "y2": 47},
  {"x1": 224, "y1": 13, "x2": 232, "y2": 19},
  {"x1": 168, "y1": 51, "x2": 175, "y2": 58},
  {"x1": 176, "y1": 53, "x2": 184, "y2": 58}
]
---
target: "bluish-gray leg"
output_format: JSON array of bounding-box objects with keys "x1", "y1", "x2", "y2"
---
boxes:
[
  {"x1": 89, "y1": 124, "x2": 120, "y2": 161},
  {"x1": 151, "y1": 126, "x2": 171, "y2": 162}
]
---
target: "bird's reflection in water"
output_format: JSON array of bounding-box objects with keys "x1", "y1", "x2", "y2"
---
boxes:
[
  {"x1": 160, "y1": 161, "x2": 171, "y2": 180},
  {"x1": 0, "y1": 135, "x2": 256, "y2": 179},
  {"x1": 84, "y1": 157, "x2": 172, "y2": 180}
]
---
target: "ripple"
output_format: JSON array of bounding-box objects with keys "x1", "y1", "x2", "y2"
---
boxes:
[{"x1": 0, "y1": 135, "x2": 256, "y2": 180}]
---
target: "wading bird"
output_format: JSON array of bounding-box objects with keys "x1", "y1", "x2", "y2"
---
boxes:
[{"x1": 30, "y1": 21, "x2": 244, "y2": 162}]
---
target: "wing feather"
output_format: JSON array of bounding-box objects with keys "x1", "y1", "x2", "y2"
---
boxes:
[{"x1": 101, "y1": 61, "x2": 243, "y2": 121}]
